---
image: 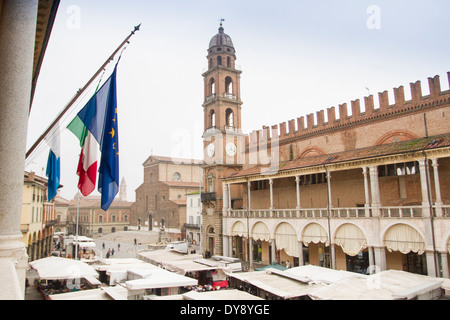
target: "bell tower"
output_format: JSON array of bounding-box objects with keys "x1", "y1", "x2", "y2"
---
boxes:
[{"x1": 201, "y1": 22, "x2": 244, "y2": 257}]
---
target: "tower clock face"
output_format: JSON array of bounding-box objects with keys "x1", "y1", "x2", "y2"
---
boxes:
[
  {"x1": 207, "y1": 143, "x2": 215, "y2": 157},
  {"x1": 226, "y1": 143, "x2": 237, "y2": 156}
]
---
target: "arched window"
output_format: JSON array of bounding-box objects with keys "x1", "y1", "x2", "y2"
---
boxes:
[
  {"x1": 209, "y1": 78, "x2": 215, "y2": 95},
  {"x1": 210, "y1": 109, "x2": 216, "y2": 128},
  {"x1": 217, "y1": 56, "x2": 222, "y2": 66},
  {"x1": 226, "y1": 108, "x2": 234, "y2": 127},
  {"x1": 227, "y1": 56, "x2": 231, "y2": 68},
  {"x1": 173, "y1": 172, "x2": 180, "y2": 181},
  {"x1": 225, "y1": 77, "x2": 233, "y2": 94}
]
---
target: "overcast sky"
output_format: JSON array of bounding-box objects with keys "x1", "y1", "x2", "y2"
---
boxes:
[{"x1": 25, "y1": 0, "x2": 450, "y2": 202}]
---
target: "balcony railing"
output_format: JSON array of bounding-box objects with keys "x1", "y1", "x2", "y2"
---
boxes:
[
  {"x1": 201, "y1": 192, "x2": 216, "y2": 202},
  {"x1": 226, "y1": 205, "x2": 449, "y2": 219},
  {"x1": 223, "y1": 92, "x2": 236, "y2": 100}
]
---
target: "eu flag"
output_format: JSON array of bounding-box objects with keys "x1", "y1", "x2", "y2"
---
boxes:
[{"x1": 98, "y1": 64, "x2": 120, "y2": 211}]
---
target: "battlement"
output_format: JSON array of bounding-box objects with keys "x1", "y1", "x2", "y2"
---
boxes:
[{"x1": 247, "y1": 72, "x2": 450, "y2": 147}]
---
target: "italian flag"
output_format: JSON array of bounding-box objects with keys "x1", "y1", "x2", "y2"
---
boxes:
[{"x1": 67, "y1": 116, "x2": 98, "y2": 196}]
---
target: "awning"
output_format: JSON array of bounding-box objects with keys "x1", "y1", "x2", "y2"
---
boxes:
[
  {"x1": 29, "y1": 257, "x2": 99, "y2": 280},
  {"x1": 302, "y1": 223, "x2": 328, "y2": 246},
  {"x1": 231, "y1": 221, "x2": 247, "y2": 237},
  {"x1": 252, "y1": 222, "x2": 270, "y2": 241},
  {"x1": 335, "y1": 224, "x2": 367, "y2": 256},
  {"x1": 275, "y1": 223, "x2": 299, "y2": 257},
  {"x1": 74, "y1": 241, "x2": 96, "y2": 248},
  {"x1": 384, "y1": 224, "x2": 425, "y2": 255},
  {"x1": 125, "y1": 269, "x2": 197, "y2": 290}
]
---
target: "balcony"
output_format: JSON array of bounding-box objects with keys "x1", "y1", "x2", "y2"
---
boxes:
[
  {"x1": 44, "y1": 219, "x2": 58, "y2": 228},
  {"x1": 201, "y1": 192, "x2": 216, "y2": 202},
  {"x1": 223, "y1": 92, "x2": 236, "y2": 100},
  {"x1": 184, "y1": 223, "x2": 201, "y2": 230},
  {"x1": 224, "y1": 205, "x2": 450, "y2": 219}
]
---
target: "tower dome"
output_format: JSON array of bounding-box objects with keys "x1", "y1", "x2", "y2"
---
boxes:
[{"x1": 208, "y1": 24, "x2": 234, "y2": 49}]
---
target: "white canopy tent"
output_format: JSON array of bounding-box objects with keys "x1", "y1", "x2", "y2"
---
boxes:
[
  {"x1": 284, "y1": 265, "x2": 367, "y2": 285},
  {"x1": 125, "y1": 268, "x2": 197, "y2": 291},
  {"x1": 28, "y1": 257, "x2": 99, "y2": 280},
  {"x1": 227, "y1": 268, "x2": 325, "y2": 299},
  {"x1": 308, "y1": 270, "x2": 445, "y2": 300},
  {"x1": 49, "y1": 286, "x2": 128, "y2": 300}
]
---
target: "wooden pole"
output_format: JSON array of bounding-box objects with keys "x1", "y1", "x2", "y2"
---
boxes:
[{"x1": 26, "y1": 24, "x2": 141, "y2": 160}]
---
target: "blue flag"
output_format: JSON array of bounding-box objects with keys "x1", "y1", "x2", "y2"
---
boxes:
[
  {"x1": 45, "y1": 126, "x2": 61, "y2": 201},
  {"x1": 97, "y1": 64, "x2": 120, "y2": 211}
]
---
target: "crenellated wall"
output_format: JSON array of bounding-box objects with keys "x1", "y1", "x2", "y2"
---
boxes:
[{"x1": 244, "y1": 72, "x2": 450, "y2": 164}]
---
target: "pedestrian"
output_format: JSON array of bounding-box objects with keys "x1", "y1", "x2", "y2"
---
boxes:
[
  {"x1": 102, "y1": 242, "x2": 105, "y2": 250},
  {"x1": 106, "y1": 248, "x2": 111, "y2": 258},
  {"x1": 134, "y1": 238, "x2": 137, "y2": 245},
  {"x1": 111, "y1": 248, "x2": 115, "y2": 256},
  {"x1": 118, "y1": 243, "x2": 120, "y2": 251}
]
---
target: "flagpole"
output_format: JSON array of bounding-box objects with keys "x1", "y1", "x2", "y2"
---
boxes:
[
  {"x1": 75, "y1": 192, "x2": 80, "y2": 260},
  {"x1": 26, "y1": 23, "x2": 141, "y2": 160}
]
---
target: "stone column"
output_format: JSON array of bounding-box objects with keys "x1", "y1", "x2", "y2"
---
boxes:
[
  {"x1": 295, "y1": 176, "x2": 301, "y2": 209},
  {"x1": 0, "y1": 1, "x2": 38, "y2": 299},
  {"x1": 369, "y1": 166, "x2": 381, "y2": 217},
  {"x1": 247, "y1": 181, "x2": 251, "y2": 211},
  {"x1": 298, "y1": 241, "x2": 304, "y2": 266},
  {"x1": 227, "y1": 184, "x2": 232, "y2": 210},
  {"x1": 362, "y1": 167, "x2": 371, "y2": 217},
  {"x1": 431, "y1": 158, "x2": 443, "y2": 217},
  {"x1": 222, "y1": 183, "x2": 228, "y2": 212},
  {"x1": 373, "y1": 246, "x2": 387, "y2": 271},
  {"x1": 425, "y1": 250, "x2": 438, "y2": 277},
  {"x1": 330, "y1": 244, "x2": 336, "y2": 269},
  {"x1": 269, "y1": 179, "x2": 274, "y2": 211},
  {"x1": 440, "y1": 252, "x2": 449, "y2": 279},
  {"x1": 271, "y1": 239, "x2": 276, "y2": 264},
  {"x1": 326, "y1": 171, "x2": 333, "y2": 208},
  {"x1": 223, "y1": 235, "x2": 229, "y2": 258},
  {"x1": 418, "y1": 158, "x2": 431, "y2": 217},
  {"x1": 368, "y1": 247, "x2": 375, "y2": 274},
  {"x1": 248, "y1": 237, "x2": 253, "y2": 268}
]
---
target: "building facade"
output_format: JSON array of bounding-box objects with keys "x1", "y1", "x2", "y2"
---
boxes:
[
  {"x1": 200, "y1": 24, "x2": 245, "y2": 257},
  {"x1": 21, "y1": 171, "x2": 56, "y2": 261},
  {"x1": 67, "y1": 180, "x2": 132, "y2": 238},
  {"x1": 132, "y1": 155, "x2": 201, "y2": 239},
  {"x1": 185, "y1": 191, "x2": 202, "y2": 251},
  {"x1": 200, "y1": 25, "x2": 450, "y2": 278}
]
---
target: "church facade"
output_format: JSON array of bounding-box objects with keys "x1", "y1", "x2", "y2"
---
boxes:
[{"x1": 200, "y1": 25, "x2": 450, "y2": 278}]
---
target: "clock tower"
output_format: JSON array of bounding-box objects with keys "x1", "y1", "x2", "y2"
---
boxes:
[{"x1": 201, "y1": 23, "x2": 244, "y2": 257}]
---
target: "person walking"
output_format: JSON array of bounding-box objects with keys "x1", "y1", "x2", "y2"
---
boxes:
[
  {"x1": 106, "y1": 248, "x2": 111, "y2": 259},
  {"x1": 117, "y1": 243, "x2": 120, "y2": 251},
  {"x1": 111, "y1": 248, "x2": 115, "y2": 256}
]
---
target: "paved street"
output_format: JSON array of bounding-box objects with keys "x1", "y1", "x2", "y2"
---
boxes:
[{"x1": 90, "y1": 229, "x2": 161, "y2": 259}]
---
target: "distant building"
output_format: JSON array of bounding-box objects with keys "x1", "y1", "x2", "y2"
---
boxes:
[
  {"x1": 185, "y1": 191, "x2": 202, "y2": 251},
  {"x1": 21, "y1": 171, "x2": 57, "y2": 261},
  {"x1": 53, "y1": 190, "x2": 70, "y2": 235},
  {"x1": 67, "y1": 178, "x2": 132, "y2": 238},
  {"x1": 131, "y1": 155, "x2": 202, "y2": 240}
]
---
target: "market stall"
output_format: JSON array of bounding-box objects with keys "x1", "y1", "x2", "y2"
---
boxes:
[
  {"x1": 125, "y1": 268, "x2": 198, "y2": 300},
  {"x1": 28, "y1": 257, "x2": 100, "y2": 299}
]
